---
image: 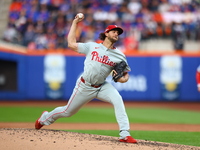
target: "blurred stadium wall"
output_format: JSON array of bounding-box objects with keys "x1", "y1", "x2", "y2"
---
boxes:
[{"x1": 0, "y1": 1, "x2": 199, "y2": 101}]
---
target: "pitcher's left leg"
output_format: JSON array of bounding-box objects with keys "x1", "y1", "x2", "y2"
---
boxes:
[
  {"x1": 97, "y1": 82, "x2": 137, "y2": 143},
  {"x1": 97, "y1": 82, "x2": 130, "y2": 136}
]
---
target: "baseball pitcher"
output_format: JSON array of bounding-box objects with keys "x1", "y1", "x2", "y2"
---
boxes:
[{"x1": 35, "y1": 13, "x2": 137, "y2": 143}]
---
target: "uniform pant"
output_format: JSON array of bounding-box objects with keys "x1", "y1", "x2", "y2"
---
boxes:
[{"x1": 40, "y1": 77, "x2": 130, "y2": 137}]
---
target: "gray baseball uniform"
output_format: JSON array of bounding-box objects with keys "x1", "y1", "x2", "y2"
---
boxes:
[{"x1": 39, "y1": 42, "x2": 131, "y2": 138}]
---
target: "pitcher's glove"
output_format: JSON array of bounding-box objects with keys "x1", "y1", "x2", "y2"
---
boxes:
[{"x1": 112, "y1": 61, "x2": 127, "y2": 82}]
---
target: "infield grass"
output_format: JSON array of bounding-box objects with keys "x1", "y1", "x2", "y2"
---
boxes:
[{"x1": 0, "y1": 106, "x2": 200, "y2": 147}]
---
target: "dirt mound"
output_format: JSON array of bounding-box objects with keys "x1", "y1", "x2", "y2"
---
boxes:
[{"x1": 0, "y1": 128, "x2": 199, "y2": 150}]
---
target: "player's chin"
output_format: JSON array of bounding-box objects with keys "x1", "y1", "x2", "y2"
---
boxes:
[
  {"x1": 114, "y1": 36, "x2": 118, "y2": 40},
  {"x1": 111, "y1": 38, "x2": 118, "y2": 43}
]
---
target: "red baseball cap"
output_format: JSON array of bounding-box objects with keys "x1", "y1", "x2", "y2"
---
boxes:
[{"x1": 104, "y1": 25, "x2": 123, "y2": 35}]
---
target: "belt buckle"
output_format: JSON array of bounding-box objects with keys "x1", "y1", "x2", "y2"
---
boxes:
[
  {"x1": 91, "y1": 84, "x2": 102, "y2": 88},
  {"x1": 91, "y1": 85, "x2": 98, "y2": 88},
  {"x1": 81, "y1": 77, "x2": 102, "y2": 88}
]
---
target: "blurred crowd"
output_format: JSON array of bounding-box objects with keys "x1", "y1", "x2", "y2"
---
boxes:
[{"x1": 2, "y1": 0, "x2": 200, "y2": 51}]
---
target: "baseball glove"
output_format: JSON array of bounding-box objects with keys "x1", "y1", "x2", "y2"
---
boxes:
[{"x1": 112, "y1": 60, "x2": 127, "y2": 82}]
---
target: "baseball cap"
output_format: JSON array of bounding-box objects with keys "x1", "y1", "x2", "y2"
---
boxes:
[{"x1": 104, "y1": 25, "x2": 123, "y2": 35}]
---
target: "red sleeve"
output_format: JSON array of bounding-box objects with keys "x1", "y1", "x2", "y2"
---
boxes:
[{"x1": 196, "y1": 70, "x2": 200, "y2": 87}]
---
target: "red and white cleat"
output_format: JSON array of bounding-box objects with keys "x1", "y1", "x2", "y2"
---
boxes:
[
  {"x1": 35, "y1": 111, "x2": 47, "y2": 130},
  {"x1": 119, "y1": 136, "x2": 137, "y2": 143}
]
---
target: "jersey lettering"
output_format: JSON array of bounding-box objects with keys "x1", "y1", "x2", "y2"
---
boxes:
[{"x1": 91, "y1": 51, "x2": 116, "y2": 67}]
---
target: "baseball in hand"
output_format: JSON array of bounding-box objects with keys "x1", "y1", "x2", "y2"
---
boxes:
[{"x1": 77, "y1": 13, "x2": 84, "y2": 19}]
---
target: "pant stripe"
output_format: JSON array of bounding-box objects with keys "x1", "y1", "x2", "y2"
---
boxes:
[{"x1": 41, "y1": 80, "x2": 82, "y2": 123}]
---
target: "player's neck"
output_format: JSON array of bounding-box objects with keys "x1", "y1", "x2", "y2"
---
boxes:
[{"x1": 102, "y1": 40, "x2": 114, "y2": 49}]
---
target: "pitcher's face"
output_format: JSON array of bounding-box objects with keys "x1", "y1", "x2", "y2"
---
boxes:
[{"x1": 106, "y1": 30, "x2": 119, "y2": 43}]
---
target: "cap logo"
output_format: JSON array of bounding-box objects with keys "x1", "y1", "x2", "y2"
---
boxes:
[{"x1": 104, "y1": 25, "x2": 123, "y2": 35}]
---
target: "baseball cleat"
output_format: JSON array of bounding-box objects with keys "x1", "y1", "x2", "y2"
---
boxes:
[
  {"x1": 119, "y1": 136, "x2": 137, "y2": 143},
  {"x1": 35, "y1": 111, "x2": 47, "y2": 130}
]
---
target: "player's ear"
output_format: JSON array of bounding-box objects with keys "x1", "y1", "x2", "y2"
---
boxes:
[{"x1": 105, "y1": 32, "x2": 108, "y2": 37}]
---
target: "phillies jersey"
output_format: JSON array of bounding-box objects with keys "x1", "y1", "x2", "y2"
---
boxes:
[
  {"x1": 196, "y1": 65, "x2": 200, "y2": 88},
  {"x1": 78, "y1": 42, "x2": 131, "y2": 85}
]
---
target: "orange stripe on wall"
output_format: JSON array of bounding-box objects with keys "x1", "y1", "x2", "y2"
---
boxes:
[{"x1": 0, "y1": 47, "x2": 200, "y2": 57}]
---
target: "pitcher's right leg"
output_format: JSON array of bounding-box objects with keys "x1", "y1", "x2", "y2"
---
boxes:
[{"x1": 35, "y1": 79, "x2": 94, "y2": 129}]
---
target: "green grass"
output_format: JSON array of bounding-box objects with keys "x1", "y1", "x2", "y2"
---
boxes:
[
  {"x1": 127, "y1": 108, "x2": 200, "y2": 124},
  {"x1": 0, "y1": 106, "x2": 200, "y2": 147},
  {"x1": 66, "y1": 130, "x2": 200, "y2": 147},
  {"x1": 0, "y1": 106, "x2": 200, "y2": 124}
]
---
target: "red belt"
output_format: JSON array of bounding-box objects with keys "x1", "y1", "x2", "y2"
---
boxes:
[{"x1": 81, "y1": 77, "x2": 102, "y2": 88}]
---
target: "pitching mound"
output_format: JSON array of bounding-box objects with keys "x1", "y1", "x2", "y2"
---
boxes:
[{"x1": 0, "y1": 128, "x2": 199, "y2": 150}]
